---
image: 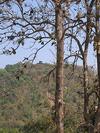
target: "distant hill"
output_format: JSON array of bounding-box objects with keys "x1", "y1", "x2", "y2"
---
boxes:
[{"x1": 0, "y1": 63, "x2": 94, "y2": 130}]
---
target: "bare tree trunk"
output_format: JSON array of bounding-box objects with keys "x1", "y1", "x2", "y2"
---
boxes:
[
  {"x1": 83, "y1": 58, "x2": 89, "y2": 122},
  {"x1": 83, "y1": 1, "x2": 94, "y2": 125},
  {"x1": 95, "y1": 47, "x2": 100, "y2": 133},
  {"x1": 55, "y1": 4, "x2": 64, "y2": 133},
  {"x1": 83, "y1": 5, "x2": 90, "y2": 123},
  {"x1": 94, "y1": 0, "x2": 100, "y2": 132}
]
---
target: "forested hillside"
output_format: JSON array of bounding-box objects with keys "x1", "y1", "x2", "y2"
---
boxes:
[
  {"x1": 0, "y1": 0, "x2": 100, "y2": 132},
  {"x1": 0, "y1": 63, "x2": 95, "y2": 133}
]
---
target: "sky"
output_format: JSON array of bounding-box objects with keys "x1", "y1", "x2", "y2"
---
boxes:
[
  {"x1": 0, "y1": 44, "x2": 56, "y2": 68},
  {"x1": 0, "y1": 43, "x2": 97, "y2": 68},
  {"x1": 0, "y1": 0, "x2": 56, "y2": 68},
  {"x1": 0, "y1": 0, "x2": 97, "y2": 69}
]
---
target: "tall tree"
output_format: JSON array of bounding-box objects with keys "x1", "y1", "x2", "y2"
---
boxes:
[
  {"x1": 64, "y1": 0, "x2": 95, "y2": 125},
  {"x1": 94, "y1": 0, "x2": 100, "y2": 132},
  {"x1": 83, "y1": 0, "x2": 95, "y2": 123},
  {"x1": 0, "y1": 1, "x2": 69, "y2": 132},
  {"x1": 0, "y1": 0, "x2": 98, "y2": 132},
  {"x1": 55, "y1": 1, "x2": 64, "y2": 132}
]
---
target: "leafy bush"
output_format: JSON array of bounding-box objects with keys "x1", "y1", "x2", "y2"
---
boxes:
[
  {"x1": 21, "y1": 115, "x2": 56, "y2": 133},
  {"x1": 0, "y1": 128, "x2": 21, "y2": 133}
]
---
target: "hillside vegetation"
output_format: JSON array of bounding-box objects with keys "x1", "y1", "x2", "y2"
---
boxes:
[{"x1": 0, "y1": 63, "x2": 94, "y2": 133}]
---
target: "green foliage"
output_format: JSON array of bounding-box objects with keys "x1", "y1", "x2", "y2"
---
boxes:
[
  {"x1": 64, "y1": 115, "x2": 78, "y2": 133},
  {"x1": 0, "y1": 128, "x2": 21, "y2": 133},
  {"x1": 17, "y1": 38, "x2": 24, "y2": 46},
  {"x1": 5, "y1": 64, "x2": 21, "y2": 73},
  {"x1": 0, "y1": 69, "x2": 8, "y2": 76},
  {"x1": 0, "y1": 63, "x2": 95, "y2": 132},
  {"x1": 21, "y1": 115, "x2": 56, "y2": 133}
]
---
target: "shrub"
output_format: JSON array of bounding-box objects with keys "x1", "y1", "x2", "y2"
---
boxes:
[
  {"x1": 0, "y1": 128, "x2": 21, "y2": 133},
  {"x1": 21, "y1": 115, "x2": 56, "y2": 133}
]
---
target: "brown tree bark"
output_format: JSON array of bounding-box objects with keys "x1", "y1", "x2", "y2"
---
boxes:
[
  {"x1": 55, "y1": 4, "x2": 64, "y2": 133},
  {"x1": 94, "y1": 0, "x2": 100, "y2": 132},
  {"x1": 83, "y1": 3, "x2": 91, "y2": 123},
  {"x1": 83, "y1": 56, "x2": 89, "y2": 122},
  {"x1": 83, "y1": 0, "x2": 95, "y2": 125}
]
